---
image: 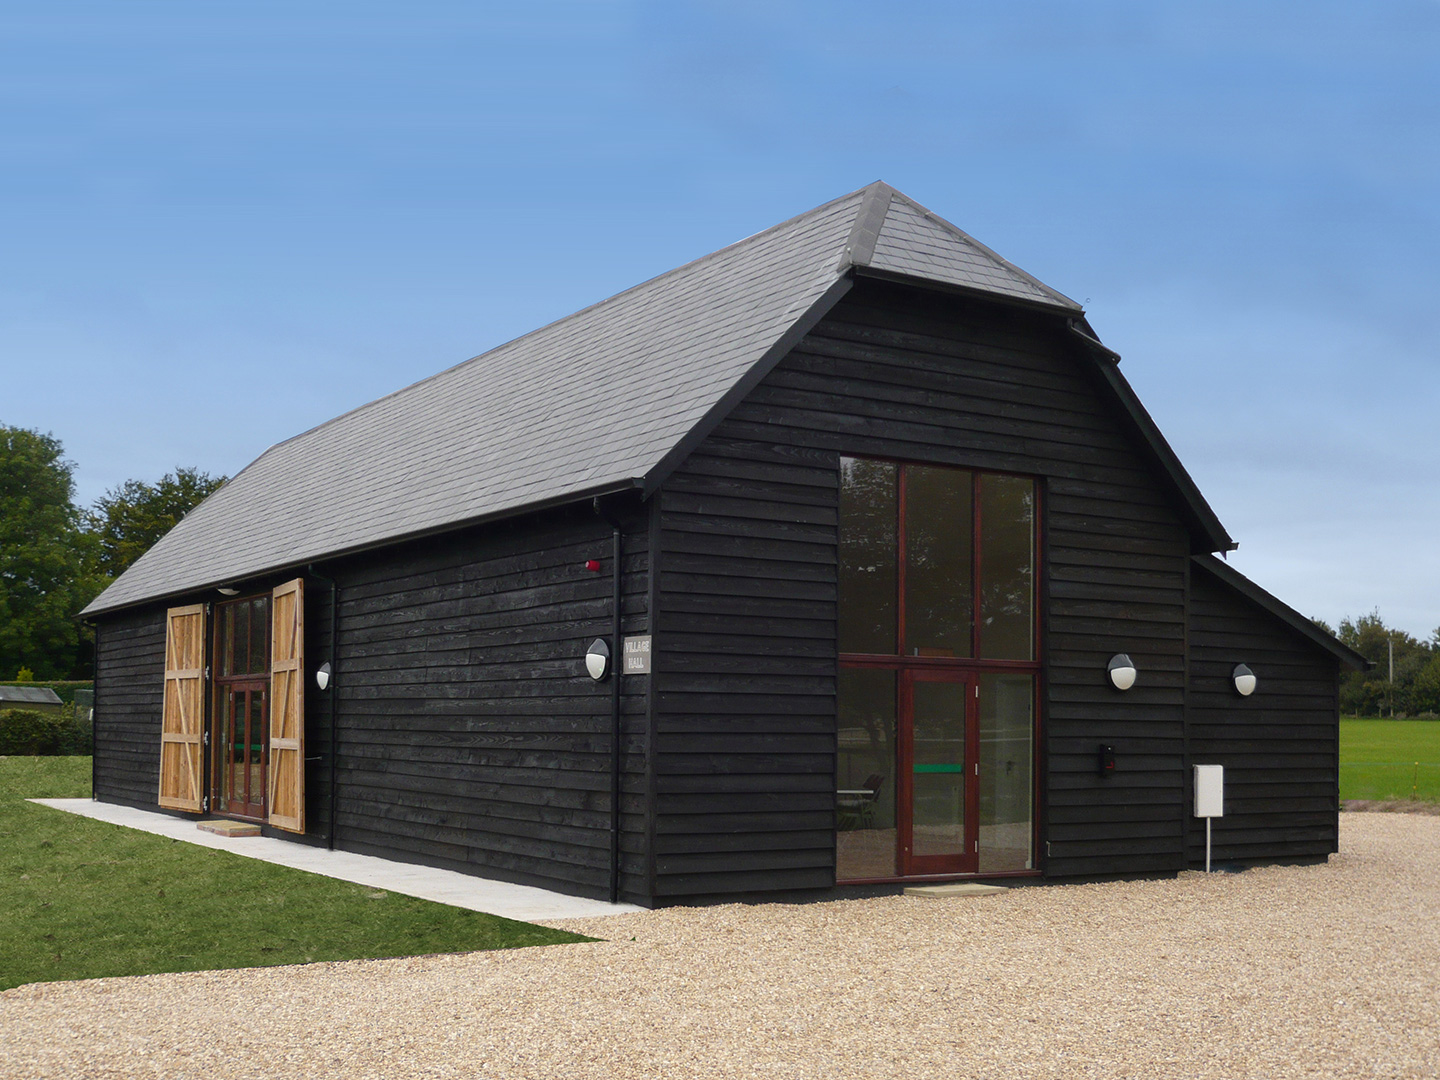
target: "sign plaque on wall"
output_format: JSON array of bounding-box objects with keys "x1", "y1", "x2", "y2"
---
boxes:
[{"x1": 623, "y1": 635, "x2": 652, "y2": 674}]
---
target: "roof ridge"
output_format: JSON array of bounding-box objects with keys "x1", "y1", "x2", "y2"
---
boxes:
[
  {"x1": 884, "y1": 189, "x2": 1082, "y2": 310},
  {"x1": 254, "y1": 185, "x2": 872, "y2": 462},
  {"x1": 839, "y1": 181, "x2": 894, "y2": 269}
]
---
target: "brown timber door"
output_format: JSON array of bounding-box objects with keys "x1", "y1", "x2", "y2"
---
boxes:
[
  {"x1": 267, "y1": 578, "x2": 305, "y2": 833},
  {"x1": 159, "y1": 604, "x2": 206, "y2": 812}
]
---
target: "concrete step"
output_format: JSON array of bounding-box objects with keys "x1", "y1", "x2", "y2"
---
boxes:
[
  {"x1": 197, "y1": 819, "x2": 261, "y2": 837},
  {"x1": 904, "y1": 882, "x2": 1008, "y2": 898}
]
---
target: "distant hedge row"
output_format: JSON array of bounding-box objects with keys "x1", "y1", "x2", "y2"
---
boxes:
[
  {"x1": 0, "y1": 707, "x2": 93, "y2": 755},
  {"x1": 0, "y1": 681, "x2": 94, "y2": 706}
]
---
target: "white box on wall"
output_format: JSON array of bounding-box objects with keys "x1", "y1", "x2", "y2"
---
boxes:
[{"x1": 1194, "y1": 764, "x2": 1224, "y2": 818}]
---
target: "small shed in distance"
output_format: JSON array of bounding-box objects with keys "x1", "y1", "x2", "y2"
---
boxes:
[
  {"x1": 80, "y1": 183, "x2": 1367, "y2": 906},
  {"x1": 0, "y1": 686, "x2": 66, "y2": 715}
]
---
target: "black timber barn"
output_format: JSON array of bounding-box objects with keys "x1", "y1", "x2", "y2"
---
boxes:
[{"x1": 81, "y1": 184, "x2": 1367, "y2": 906}]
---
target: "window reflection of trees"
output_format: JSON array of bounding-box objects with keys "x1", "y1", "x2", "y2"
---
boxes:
[
  {"x1": 838, "y1": 458, "x2": 896, "y2": 655},
  {"x1": 979, "y1": 477, "x2": 1034, "y2": 660}
]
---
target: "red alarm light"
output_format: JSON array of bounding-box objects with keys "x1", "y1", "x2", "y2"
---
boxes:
[{"x1": 585, "y1": 559, "x2": 601, "y2": 572}]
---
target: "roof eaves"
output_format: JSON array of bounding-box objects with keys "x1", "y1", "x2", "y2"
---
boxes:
[
  {"x1": 79, "y1": 477, "x2": 644, "y2": 619},
  {"x1": 1192, "y1": 554, "x2": 1371, "y2": 671},
  {"x1": 640, "y1": 273, "x2": 856, "y2": 498},
  {"x1": 1067, "y1": 322, "x2": 1236, "y2": 555},
  {"x1": 852, "y1": 265, "x2": 1091, "y2": 318}
]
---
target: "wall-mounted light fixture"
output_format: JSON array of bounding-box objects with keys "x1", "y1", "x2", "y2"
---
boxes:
[
  {"x1": 217, "y1": 587, "x2": 240, "y2": 596},
  {"x1": 315, "y1": 662, "x2": 333, "y2": 691},
  {"x1": 1107, "y1": 653, "x2": 1137, "y2": 691},
  {"x1": 1232, "y1": 663, "x2": 1256, "y2": 697},
  {"x1": 586, "y1": 638, "x2": 611, "y2": 681}
]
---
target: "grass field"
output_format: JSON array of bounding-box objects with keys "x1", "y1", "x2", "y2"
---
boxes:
[
  {"x1": 1340, "y1": 719, "x2": 1440, "y2": 802},
  {"x1": 0, "y1": 756, "x2": 589, "y2": 991}
]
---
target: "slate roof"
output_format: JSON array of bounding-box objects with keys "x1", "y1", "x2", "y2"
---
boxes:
[
  {"x1": 84, "y1": 183, "x2": 1204, "y2": 616},
  {"x1": 0, "y1": 686, "x2": 64, "y2": 707}
]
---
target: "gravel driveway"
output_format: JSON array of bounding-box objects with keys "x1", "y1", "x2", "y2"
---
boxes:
[{"x1": 3, "y1": 813, "x2": 1437, "y2": 1079}]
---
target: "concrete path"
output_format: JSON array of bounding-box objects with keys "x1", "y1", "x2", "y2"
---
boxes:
[{"x1": 29, "y1": 798, "x2": 642, "y2": 922}]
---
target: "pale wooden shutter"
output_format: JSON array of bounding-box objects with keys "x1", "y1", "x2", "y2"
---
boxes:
[
  {"x1": 158, "y1": 604, "x2": 206, "y2": 812},
  {"x1": 267, "y1": 578, "x2": 305, "y2": 832}
]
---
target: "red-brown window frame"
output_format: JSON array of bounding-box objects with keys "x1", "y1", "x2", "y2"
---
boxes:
[
  {"x1": 837, "y1": 456, "x2": 1043, "y2": 882},
  {"x1": 838, "y1": 458, "x2": 1042, "y2": 672}
]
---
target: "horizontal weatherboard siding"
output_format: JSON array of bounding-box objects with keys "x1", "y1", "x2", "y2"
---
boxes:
[
  {"x1": 651, "y1": 278, "x2": 1192, "y2": 899},
  {"x1": 92, "y1": 606, "x2": 169, "y2": 810},
  {"x1": 323, "y1": 503, "x2": 652, "y2": 902},
  {"x1": 1186, "y1": 565, "x2": 1341, "y2": 865}
]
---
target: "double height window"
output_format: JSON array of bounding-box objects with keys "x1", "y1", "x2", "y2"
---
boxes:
[{"x1": 836, "y1": 459, "x2": 1039, "y2": 880}]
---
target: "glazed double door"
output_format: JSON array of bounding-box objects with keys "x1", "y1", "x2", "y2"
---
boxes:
[
  {"x1": 897, "y1": 668, "x2": 1035, "y2": 877},
  {"x1": 217, "y1": 680, "x2": 268, "y2": 820}
]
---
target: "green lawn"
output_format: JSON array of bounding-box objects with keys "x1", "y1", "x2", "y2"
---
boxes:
[
  {"x1": 1340, "y1": 719, "x2": 1440, "y2": 802},
  {"x1": 0, "y1": 756, "x2": 590, "y2": 990}
]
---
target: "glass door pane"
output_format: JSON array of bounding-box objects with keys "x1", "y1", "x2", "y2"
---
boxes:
[
  {"x1": 978, "y1": 673, "x2": 1034, "y2": 872},
  {"x1": 904, "y1": 674, "x2": 977, "y2": 874}
]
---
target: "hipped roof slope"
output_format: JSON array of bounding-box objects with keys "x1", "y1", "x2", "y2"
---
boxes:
[{"x1": 84, "y1": 184, "x2": 1196, "y2": 616}]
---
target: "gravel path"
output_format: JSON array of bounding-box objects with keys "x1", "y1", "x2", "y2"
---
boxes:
[{"x1": 3, "y1": 813, "x2": 1438, "y2": 1079}]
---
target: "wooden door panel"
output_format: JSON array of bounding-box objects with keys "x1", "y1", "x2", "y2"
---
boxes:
[
  {"x1": 267, "y1": 579, "x2": 305, "y2": 833},
  {"x1": 159, "y1": 604, "x2": 206, "y2": 812}
]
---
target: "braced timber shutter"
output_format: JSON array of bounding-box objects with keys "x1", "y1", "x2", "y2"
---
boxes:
[
  {"x1": 267, "y1": 578, "x2": 305, "y2": 832},
  {"x1": 158, "y1": 604, "x2": 206, "y2": 812}
]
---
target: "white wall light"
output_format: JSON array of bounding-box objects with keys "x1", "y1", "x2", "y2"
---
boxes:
[
  {"x1": 586, "y1": 638, "x2": 611, "y2": 681},
  {"x1": 315, "y1": 662, "x2": 333, "y2": 691},
  {"x1": 1107, "y1": 653, "x2": 1137, "y2": 691},
  {"x1": 1232, "y1": 663, "x2": 1256, "y2": 697}
]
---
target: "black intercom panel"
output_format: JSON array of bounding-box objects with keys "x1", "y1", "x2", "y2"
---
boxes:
[{"x1": 1097, "y1": 744, "x2": 1116, "y2": 776}]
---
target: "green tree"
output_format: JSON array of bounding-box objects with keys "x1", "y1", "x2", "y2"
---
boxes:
[
  {"x1": 87, "y1": 467, "x2": 226, "y2": 579},
  {"x1": 1337, "y1": 611, "x2": 1437, "y2": 717},
  {"x1": 0, "y1": 425, "x2": 101, "y2": 679}
]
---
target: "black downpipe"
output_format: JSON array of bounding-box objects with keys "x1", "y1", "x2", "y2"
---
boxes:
[
  {"x1": 308, "y1": 564, "x2": 340, "y2": 850},
  {"x1": 592, "y1": 497, "x2": 624, "y2": 904},
  {"x1": 87, "y1": 620, "x2": 98, "y2": 802}
]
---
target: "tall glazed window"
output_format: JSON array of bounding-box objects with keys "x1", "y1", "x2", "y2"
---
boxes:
[{"x1": 837, "y1": 458, "x2": 1039, "y2": 880}]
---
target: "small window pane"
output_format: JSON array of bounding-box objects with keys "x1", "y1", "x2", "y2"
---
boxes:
[
  {"x1": 904, "y1": 466, "x2": 973, "y2": 657},
  {"x1": 249, "y1": 598, "x2": 268, "y2": 674},
  {"x1": 978, "y1": 475, "x2": 1035, "y2": 660},
  {"x1": 838, "y1": 458, "x2": 897, "y2": 655},
  {"x1": 837, "y1": 668, "x2": 897, "y2": 880},
  {"x1": 241, "y1": 603, "x2": 253, "y2": 675},
  {"x1": 220, "y1": 605, "x2": 235, "y2": 677}
]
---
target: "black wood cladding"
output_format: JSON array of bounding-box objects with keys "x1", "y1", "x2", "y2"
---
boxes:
[
  {"x1": 1186, "y1": 566, "x2": 1340, "y2": 865},
  {"x1": 651, "y1": 279, "x2": 1192, "y2": 897},
  {"x1": 90, "y1": 501, "x2": 651, "y2": 902},
  {"x1": 325, "y1": 503, "x2": 651, "y2": 902},
  {"x1": 92, "y1": 604, "x2": 168, "y2": 810}
]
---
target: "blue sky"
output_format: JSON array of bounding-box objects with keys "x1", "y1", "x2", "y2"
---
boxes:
[{"x1": 3, "y1": 2, "x2": 1437, "y2": 636}]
